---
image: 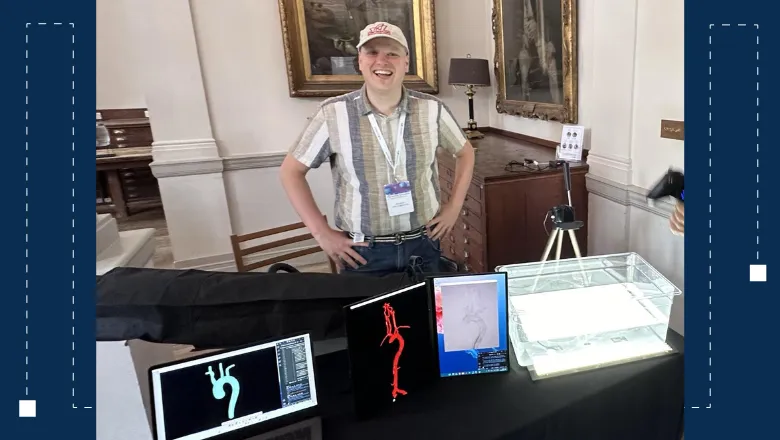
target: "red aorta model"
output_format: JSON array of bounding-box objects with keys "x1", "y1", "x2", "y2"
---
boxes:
[{"x1": 379, "y1": 303, "x2": 410, "y2": 401}]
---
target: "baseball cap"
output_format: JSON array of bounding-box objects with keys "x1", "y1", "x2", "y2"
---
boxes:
[{"x1": 356, "y1": 22, "x2": 409, "y2": 54}]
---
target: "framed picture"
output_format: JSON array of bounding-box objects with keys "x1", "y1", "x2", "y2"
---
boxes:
[
  {"x1": 492, "y1": 0, "x2": 578, "y2": 123},
  {"x1": 278, "y1": 0, "x2": 439, "y2": 98}
]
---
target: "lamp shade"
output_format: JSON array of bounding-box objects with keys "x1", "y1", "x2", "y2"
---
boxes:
[{"x1": 448, "y1": 57, "x2": 491, "y2": 87}]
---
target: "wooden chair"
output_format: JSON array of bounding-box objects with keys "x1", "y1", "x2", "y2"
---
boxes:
[{"x1": 229, "y1": 215, "x2": 336, "y2": 273}]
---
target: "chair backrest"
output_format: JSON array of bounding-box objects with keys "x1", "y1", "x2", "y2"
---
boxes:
[{"x1": 229, "y1": 214, "x2": 335, "y2": 273}]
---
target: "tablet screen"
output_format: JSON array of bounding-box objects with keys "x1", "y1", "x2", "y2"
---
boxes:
[{"x1": 432, "y1": 273, "x2": 510, "y2": 377}]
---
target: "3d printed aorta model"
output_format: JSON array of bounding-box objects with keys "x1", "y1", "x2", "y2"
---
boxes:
[
  {"x1": 205, "y1": 363, "x2": 240, "y2": 420},
  {"x1": 379, "y1": 303, "x2": 410, "y2": 402}
]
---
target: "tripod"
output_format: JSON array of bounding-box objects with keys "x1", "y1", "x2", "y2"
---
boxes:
[
  {"x1": 532, "y1": 161, "x2": 588, "y2": 292},
  {"x1": 540, "y1": 161, "x2": 584, "y2": 261},
  {"x1": 541, "y1": 221, "x2": 583, "y2": 261}
]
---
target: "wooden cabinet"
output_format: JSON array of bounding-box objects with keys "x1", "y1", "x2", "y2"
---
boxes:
[
  {"x1": 437, "y1": 131, "x2": 589, "y2": 272},
  {"x1": 96, "y1": 108, "x2": 162, "y2": 218}
]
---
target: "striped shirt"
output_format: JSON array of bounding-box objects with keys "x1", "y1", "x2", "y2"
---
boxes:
[{"x1": 290, "y1": 85, "x2": 468, "y2": 237}]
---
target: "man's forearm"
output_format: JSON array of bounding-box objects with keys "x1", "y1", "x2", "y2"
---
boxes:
[
  {"x1": 280, "y1": 160, "x2": 330, "y2": 236},
  {"x1": 448, "y1": 142, "x2": 476, "y2": 211}
]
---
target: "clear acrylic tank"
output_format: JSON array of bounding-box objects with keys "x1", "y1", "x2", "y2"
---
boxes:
[{"x1": 495, "y1": 252, "x2": 681, "y2": 380}]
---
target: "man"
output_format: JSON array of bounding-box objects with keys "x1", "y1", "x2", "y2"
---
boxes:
[{"x1": 280, "y1": 21, "x2": 475, "y2": 276}]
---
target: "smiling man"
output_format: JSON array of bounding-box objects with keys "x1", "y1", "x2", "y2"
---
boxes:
[{"x1": 280, "y1": 21, "x2": 475, "y2": 276}]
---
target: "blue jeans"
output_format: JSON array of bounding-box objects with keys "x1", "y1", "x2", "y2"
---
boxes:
[{"x1": 342, "y1": 234, "x2": 442, "y2": 277}]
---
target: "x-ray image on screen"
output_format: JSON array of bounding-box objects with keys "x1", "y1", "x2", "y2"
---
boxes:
[
  {"x1": 432, "y1": 273, "x2": 509, "y2": 378},
  {"x1": 441, "y1": 280, "x2": 500, "y2": 352}
]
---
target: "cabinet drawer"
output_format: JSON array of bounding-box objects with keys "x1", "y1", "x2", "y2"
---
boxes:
[{"x1": 438, "y1": 165, "x2": 483, "y2": 202}]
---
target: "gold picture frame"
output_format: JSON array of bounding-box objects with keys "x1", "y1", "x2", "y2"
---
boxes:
[
  {"x1": 278, "y1": 0, "x2": 439, "y2": 98},
  {"x1": 492, "y1": 0, "x2": 578, "y2": 123}
]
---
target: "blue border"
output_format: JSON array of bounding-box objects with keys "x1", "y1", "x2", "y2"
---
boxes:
[
  {"x1": 0, "y1": 0, "x2": 96, "y2": 437},
  {"x1": 685, "y1": 2, "x2": 776, "y2": 438}
]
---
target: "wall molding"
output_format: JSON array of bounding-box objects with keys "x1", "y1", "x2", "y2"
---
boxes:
[
  {"x1": 222, "y1": 152, "x2": 286, "y2": 171},
  {"x1": 150, "y1": 157, "x2": 224, "y2": 178},
  {"x1": 151, "y1": 138, "x2": 220, "y2": 162},
  {"x1": 585, "y1": 152, "x2": 632, "y2": 186},
  {"x1": 586, "y1": 173, "x2": 675, "y2": 218}
]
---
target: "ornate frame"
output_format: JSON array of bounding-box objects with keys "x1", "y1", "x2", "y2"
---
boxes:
[
  {"x1": 492, "y1": 0, "x2": 578, "y2": 123},
  {"x1": 278, "y1": 0, "x2": 439, "y2": 98}
]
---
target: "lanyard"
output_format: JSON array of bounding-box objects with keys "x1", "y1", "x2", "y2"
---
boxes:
[{"x1": 367, "y1": 113, "x2": 406, "y2": 180}]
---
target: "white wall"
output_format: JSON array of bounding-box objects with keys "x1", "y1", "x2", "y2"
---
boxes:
[
  {"x1": 96, "y1": 0, "x2": 146, "y2": 109},
  {"x1": 96, "y1": 0, "x2": 685, "y2": 332}
]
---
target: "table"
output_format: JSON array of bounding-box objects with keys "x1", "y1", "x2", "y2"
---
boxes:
[
  {"x1": 310, "y1": 330, "x2": 684, "y2": 440},
  {"x1": 96, "y1": 146, "x2": 160, "y2": 218}
]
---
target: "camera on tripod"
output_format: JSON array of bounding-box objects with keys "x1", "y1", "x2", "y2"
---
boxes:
[{"x1": 549, "y1": 204, "x2": 576, "y2": 226}]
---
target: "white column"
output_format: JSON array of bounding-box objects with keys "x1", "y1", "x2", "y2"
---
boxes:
[
  {"x1": 585, "y1": 0, "x2": 638, "y2": 185},
  {"x1": 122, "y1": 0, "x2": 233, "y2": 267}
]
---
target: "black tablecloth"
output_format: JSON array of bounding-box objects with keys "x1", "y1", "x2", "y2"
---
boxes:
[{"x1": 310, "y1": 330, "x2": 684, "y2": 440}]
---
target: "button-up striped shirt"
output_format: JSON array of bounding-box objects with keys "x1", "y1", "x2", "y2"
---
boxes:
[{"x1": 290, "y1": 85, "x2": 468, "y2": 236}]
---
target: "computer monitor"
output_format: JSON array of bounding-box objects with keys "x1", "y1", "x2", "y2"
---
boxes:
[
  {"x1": 429, "y1": 272, "x2": 510, "y2": 377},
  {"x1": 344, "y1": 282, "x2": 438, "y2": 419},
  {"x1": 148, "y1": 333, "x2": 319, "y2": 440}
]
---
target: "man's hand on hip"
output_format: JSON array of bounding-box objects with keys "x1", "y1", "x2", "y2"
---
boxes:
[
  {"x1": 426, "y1": 203, "x2": 459, "y2": 240},
  {"x1": 314, "y1": 228, "x2": 368, "y2": 271},
  {"x1": 670, "y1": 201, "x2": 684, "y2": 236}
]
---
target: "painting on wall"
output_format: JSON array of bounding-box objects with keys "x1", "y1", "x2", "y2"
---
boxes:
[
  {"x1": 278, "y1": 0, "x2": 439, "y2": 97},
  {"x1": 492, "y1": 0, "x2": 578, "y2": 123}
]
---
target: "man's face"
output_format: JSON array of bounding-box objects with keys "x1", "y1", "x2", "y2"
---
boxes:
[{"x1": 358, "y1": 38, "x2": 409, "y2": 92}]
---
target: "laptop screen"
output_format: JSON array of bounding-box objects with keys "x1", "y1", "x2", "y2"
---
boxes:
[
  {"x1": 149, "y1": 334, "x2": 318, "y2": 440},
  {"x1": 431, "y1": 273, "x2": 510, "y2": 377}
]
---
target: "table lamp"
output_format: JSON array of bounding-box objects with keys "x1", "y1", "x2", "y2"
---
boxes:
[{"x1": 448, "y1": 54, "x2": 491, "y2": 140}]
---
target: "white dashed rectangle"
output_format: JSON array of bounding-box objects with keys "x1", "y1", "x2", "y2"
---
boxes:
[
  {"x1": 750, "y1": 264, "x2": 766, "y2": 282},
  {"x1": 19, "y1": 400, "x2": 36, "y2": 417}
]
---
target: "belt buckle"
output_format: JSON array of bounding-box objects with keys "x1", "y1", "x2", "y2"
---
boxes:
[{"x1": 393, "y1": 233, "x2": 403, "y2": 245}]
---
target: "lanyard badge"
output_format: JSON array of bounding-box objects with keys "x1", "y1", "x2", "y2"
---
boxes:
[{"x1": 368, "y1": 113, "x2": 415, "y2": 217}]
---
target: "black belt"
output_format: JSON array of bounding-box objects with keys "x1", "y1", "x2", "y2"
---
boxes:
[{"x1": 348, "y1": 226, "x2": 427, "y2": 244}]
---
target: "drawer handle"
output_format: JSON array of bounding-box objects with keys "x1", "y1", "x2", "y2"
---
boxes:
[
  {"x1": 461, "y1": 209, "x2": 468, "y2": 217},
  {"x1": 449, "y1": 235, "x2": 455, "y2": 243},
  {"x1": 449, "y1": 246, "x2": 455, "y2": 254},
  {"x1": 463, "y1": 237, "x2": 469, "y2": 244},
  {"x1": 115, "y1": 136, "x2": 126, "y2": 141},
  {"x1": 462, "y1": 223, "x2": 469, "y2": 230},
  {"x1": 113, "y1": 129, "x2": 125, "y2": 134},
  {"x1": 464, "y1": 264, "x2": 472, "y2": 272},
  {"x1": 464, "y1": 251, "x2": 470, "y2": 258}
]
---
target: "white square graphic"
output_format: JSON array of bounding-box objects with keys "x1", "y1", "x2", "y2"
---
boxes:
[
  {"x1": 19, "y1": 400, "x2": 36, "y2": 417},
  {"x1": 750, "y1": 265, "x2": 767, "y2": 282}
]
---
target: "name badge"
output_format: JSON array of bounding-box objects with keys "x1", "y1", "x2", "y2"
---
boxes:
[{"x1": 384, "y1": 181, "x2": 415, "y2": 217}]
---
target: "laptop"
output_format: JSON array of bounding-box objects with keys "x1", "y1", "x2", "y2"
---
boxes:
[
  {"x1": 427, "y1": 272, "x2": 511, "y2": 377},
  {"x1": 148, "y1": 333, "x2": 319, "y2": 440},
  {"x1": 343, "y1": 281, "x2": 438, "y2": 419}
]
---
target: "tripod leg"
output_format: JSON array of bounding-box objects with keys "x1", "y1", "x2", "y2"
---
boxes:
[
  {"x1": 567, "y1": 229, "x2": 582, "y2": 258},
  {"x1": 541, "y1": 229, "x2": 558, "y2": 262},
  {"x1": 567, "y1": 229, "x2": 589, "y2": 286},
  {"x1": 555, "y1": 229, "x2": 564, "y2": 260},
  {"x1": 534, "y1": 229, "x2": 559, "y2": 292}
]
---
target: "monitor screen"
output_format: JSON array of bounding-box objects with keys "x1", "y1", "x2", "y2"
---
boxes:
[
  {"x1": 431, "y1": 272, "x2": 510, "y2": 377},
  {"x1": 149, "y1": 334, "x2": 318, "y2": 440},
  {"x1": 344, "y1": 282, "x2": 438, "y2": 418}
]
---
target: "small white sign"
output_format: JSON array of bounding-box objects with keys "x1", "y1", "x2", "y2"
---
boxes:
[{"x1": 558, "y1": 125, "x2": 585, "y2": 162}]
